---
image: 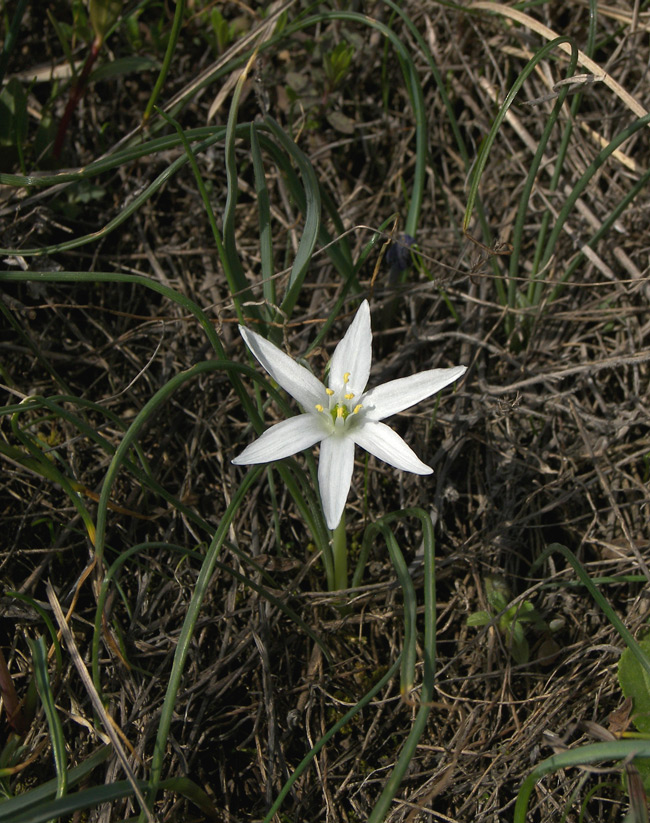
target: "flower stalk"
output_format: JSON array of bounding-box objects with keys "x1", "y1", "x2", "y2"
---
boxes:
[{"x1": 331, "y1": 511, "x2": 347, "y2": 591}]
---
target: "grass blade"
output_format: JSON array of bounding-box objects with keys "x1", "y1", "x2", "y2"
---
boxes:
[
  {"x1": 367, "y1": 509, "x2": 437, "y2": 823},
  {"x1": 250, "y1": 122, "x2": 275, "y2": 308},
  {"x1": 264, "y1": 115, "x2": 321, "y2": 320},
  {"x1": 223, "y1": 52, "x2": 261, "y2": 322},
  {"x1": 26, "y1": 636, "x2": 68, "y2": 801},
  {"x1": 535, "y1": 543, "x2": 650, "y2": 679},
  {"x1": 463, "y1": 36, "x2": 579, "y2": 237},
  {"x1": 261, "y1": 658, "x2": 401, "y2": 823},
  {"x1": 142, "y1": 0, "x2": 185, "y2": 125},
  {"x1": 144, "y1": 465, "x2": 265, "y2": 811},
  {"x1": 515, "y1": 740, "x2": 650, "y2": 823}
]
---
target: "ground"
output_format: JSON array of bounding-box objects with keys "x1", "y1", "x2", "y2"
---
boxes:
[{"x1": 1, "y1": 1, "x2": 650, "y2": 821}]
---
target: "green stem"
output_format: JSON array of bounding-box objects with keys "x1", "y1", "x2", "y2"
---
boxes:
[
  {"x1": 142, "y1": 0, "x2": 185, "y2": 126},
  {"x1": 332, "y1": 511, "x2": 347, "y2": 591}
]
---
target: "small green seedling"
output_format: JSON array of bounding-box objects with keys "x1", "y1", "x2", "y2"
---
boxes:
[
  {"x1": 467, "y1": 575, "x2": 546, "y2": 664},
  {"x1": 323, "y1": 41, "x2": 355, "y2": 91}
]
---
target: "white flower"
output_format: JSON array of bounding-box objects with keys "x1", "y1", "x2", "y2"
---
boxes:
[{"x1": 232, "y1": 300, "x2": 466, "y2": 529}]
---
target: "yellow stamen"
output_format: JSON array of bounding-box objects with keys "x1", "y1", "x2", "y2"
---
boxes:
[
  {"x1": 343, "y1": 372, "x2": 350, "y2": 383},
  {"x1": 325, "y1": 388, "x2": 334, "y2": 396},
  {"x1": 345, "y1": 392, "x2": 354, "y2": 400},
  {"x1": 315, "y1": 404, "x2": 324, "y2": 412},
  {"x1": 353, "y1": 404, "x2": 363, "y2": 414},
  {"x1": 336, "y1": 406, "x2": 345, "y2": 418}
]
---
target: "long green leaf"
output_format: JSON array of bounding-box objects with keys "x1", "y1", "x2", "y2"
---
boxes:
[
  {"x1": 367, "y1": 509, "x2": 437, "y2": 823},
  {"x1": 506, "y1": 38, "x2": 578, "y2": 318},
  {"x1": 535, "y1": 543, "x2": 650, "y2": 679},
  {"x1": 142, "y1": 0, "x2": 185, "y2": 124},
  {"x1": 0, "y1": 0, "x2": 29, "y2": 86},
  {"x1": 463, "y1": 36, "x2": 578, "y2": 235},
  {"x1": 0, "y1": 268, "x2": 225, "y2": 357},
  {"x1": 261, "y1": 658, "x2": 401, "y2": 823},
  {"x1": 27, "y1": 637, "x2": 67, "y2": 801},
  {"x1": 0, "y1": 774, "x2": 218, "y2": 823},
  {"x1": 515, "y1": 740, "x2": 650, "y2": 823},
  {"x1": 536, "y1": 113, "x2": 650, "y2": 306},
  {"x1": 143, "y1": 465, "x2": 265, "y2": 813},
  {"x1": 373, "y1": 522, "x2": 417, "y2": 693},
  {"x1": 293, "y1": 10, "x2": 427, "y2": 239},
  {"x1": 7, "y1": 594, "x2": 62, "y2": 672},
  {"x1": 250, "y1": 122, "x2": 275, "y2": 307},
  {"x1": 526, "y1": 0, "x2": 598, "y2": 310},
  {"x1": 0, "y1": 747, "x2": 110, "y2": 821},
  {"x1": 158, "y1": 108, "x2": 248, "y2": 318},
  {"x1": 257, "y1": 133, "x2": 356, "y2": 319},
  {"x1": 222, "y1": 55, "x2": 259, "y2": 320},
  {"x1": 264, "y1": 115, "x2": 321, "y2": 319},
  {"x1": 92, "y1": 359, "x2": 261, "y2": 566}
]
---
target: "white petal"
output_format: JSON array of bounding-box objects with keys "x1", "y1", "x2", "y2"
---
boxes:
[
  {"x1": 362, "y1": 365, "x2": 466, "y2": 421},
  {"x1": 232, "y1": 415, "x2": 326, "y2": 464},
  {"x1": 353, "y1": 420, "x2": 433, "y2": 474},
  {"x1": 328, "y1": 301, "x2": 372, "y2": 397},
  {"x1": 240, "y1": 326, "x2": 326, "y2": 410},
  {"x1": 318, "y1": 435, "x2": 355, "y2": 530}
]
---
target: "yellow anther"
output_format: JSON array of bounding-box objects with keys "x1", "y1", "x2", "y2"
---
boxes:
[
  {"x1": 345, "y1": 392, "x2": 355, "y2": 400},
  {"x1": 353, "y1": 404, "x2": 363, "y2": 414},
  {"x1": 336, "y1": 406, "x2": 345, "y2": 418},
  {"x1": 315, "y1": 404, "x2": 324, "y2": 412},
  {"x1": 343, "y1": 372, "x2": 351, "y2": 383},
  {"x1": 325, "y1": 388, "x2": 334, "y2": 396}
]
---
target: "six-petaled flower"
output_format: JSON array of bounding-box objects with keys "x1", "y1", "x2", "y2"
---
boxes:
[{"x1": 232, "y1": 300, "x2": 466, "y2": 529}]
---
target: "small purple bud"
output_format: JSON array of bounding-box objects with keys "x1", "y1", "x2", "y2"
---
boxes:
[{"x1": 386, "y1": 233, "x2": 415, "y2": 278}]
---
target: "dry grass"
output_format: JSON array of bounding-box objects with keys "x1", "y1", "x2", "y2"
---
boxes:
[{"x1": 1, "y1": 1, "x2": 650, "y2": 821}]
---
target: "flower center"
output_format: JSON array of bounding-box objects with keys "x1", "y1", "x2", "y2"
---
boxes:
[
  {"x1": 332, "y1": 401, "x2": 363, "y2": 422},
  {"x1": 314, "y1": 371, "x2": 364, "y2": 429}
]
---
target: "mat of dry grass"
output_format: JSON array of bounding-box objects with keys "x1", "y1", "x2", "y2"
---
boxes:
[{"x1": 1, "y1": 1, "x2": 649, "y2": 821}]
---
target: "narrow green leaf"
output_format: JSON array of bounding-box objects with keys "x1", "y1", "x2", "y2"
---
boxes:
[
  {"x1": 0, "y1": 0, "x2": 29, "y2": 86},
  {"x1": 264, "y1": 115, "x2": 321, "y2": 320},
  {"x1": 145, "y1": 464, "x2": 265, "y2": 809},
  {"x1": 0, "y1": 747, "x2": 110, "y2": 821},
  {"x1": 535, "y1": 543, "x2": 650, "y2": 681},
  {"x1": 262, "y1": 659, "x2": 401, "y2": 823},
  {"x1": 463, "y1": 36, "x2": 578, "y2": 236},
  {"x1": 250, "y1": 123, "x2": 275, "y2": 307},
  {"x1": 7, "y1": 593, "x2": 62, "y2": 672},
  {"x1": 515, "y1": 741, "x2": 650, "y2": 823},
  {"x1": 222, "y1": 56, "x2": 260, "y2": 321},
  {"x1": 367, "y1": 508, "x2": 437, "y2": 823},
  {"x1": 27, "y1": 636, "x2": 67, "y2": 800},
  {"x1": 142, "y1": 0, "x2": 184, "y2": 124},
  {"x1": 0, "y1": 781, "x2": 141, "y2": 823}
]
